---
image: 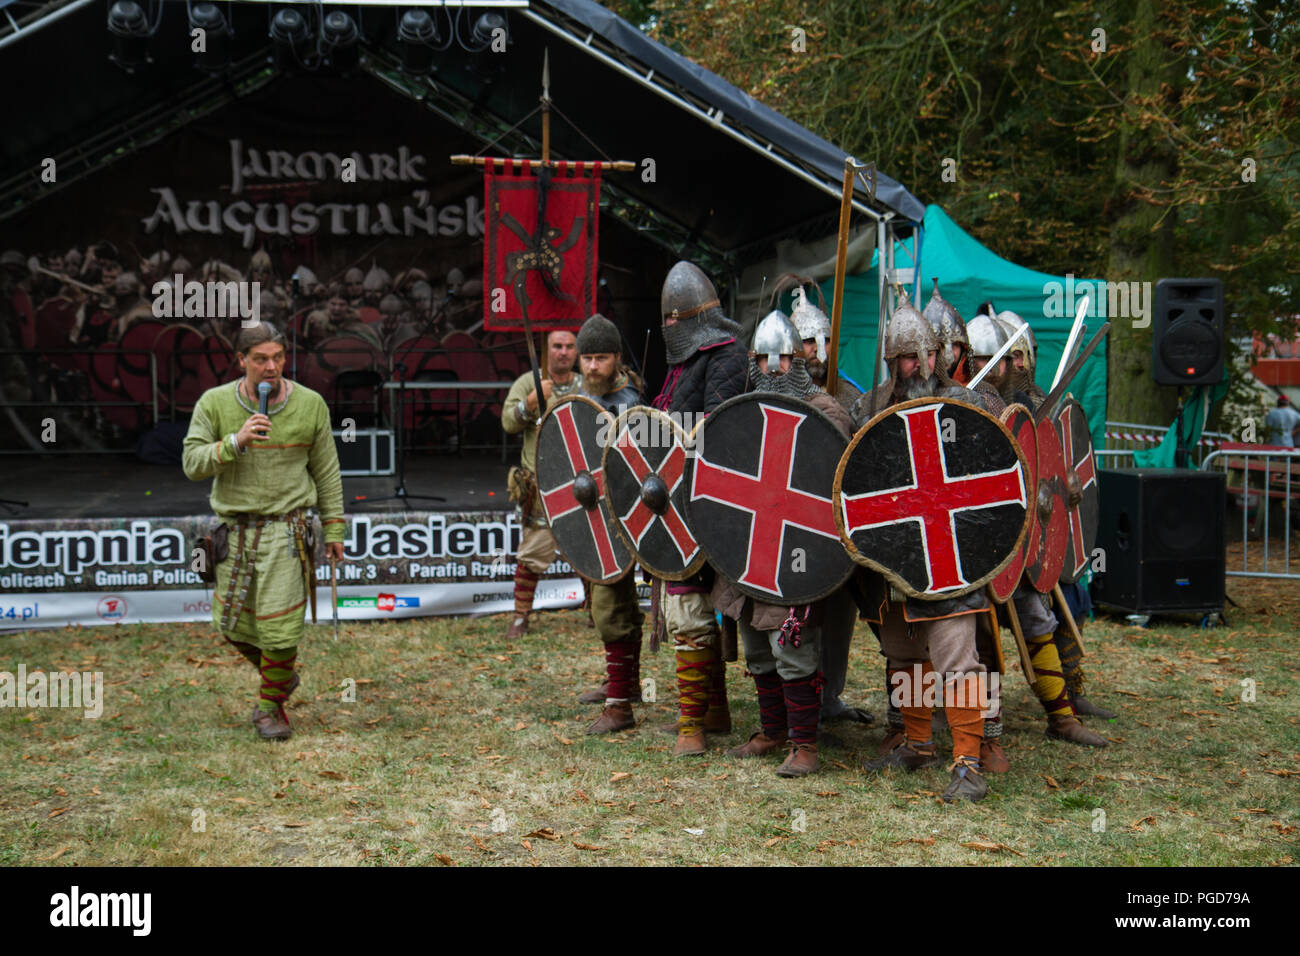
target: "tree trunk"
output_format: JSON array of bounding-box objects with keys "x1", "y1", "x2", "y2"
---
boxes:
[{"x1": 1105, "y1": 0, "x2": 1183, "y2": 427}]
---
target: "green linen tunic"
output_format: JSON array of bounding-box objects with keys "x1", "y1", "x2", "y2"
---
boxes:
[{"x1": 182, "y1": 379, "x2": 345, "y2": 650}]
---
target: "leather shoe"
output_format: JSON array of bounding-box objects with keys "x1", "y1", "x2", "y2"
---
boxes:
[
  {"x1": 673, "y1": 730, "x2": 707, "y2": 757},
  {"x1": 775, "y1": 743, "x2": 820, "y2": 777},
  {"x1": 980, "y1": 739, "x2": 1010, "y2": 773},
  {"x1": 505, "y1": 616, "x2": 529, "y2": 639},
  {"x1": 727, "y1": 731, "x2": 787, "y2": 758},
  {"x1": 864, "y1": 740, "x2": 940, "y2": 772},
  {"x1": 249, "y1": 672, "x2": 299, "y2": 723},
  {"x1": 1070, "y1": 693, "x2": 1117, "y2": 720},
  {"x1": 940, "y1": 759, "x2": 987, "y2": 803},
  {"x1": 1046, "y1": 713, "x2": 1109, "y2": 747},
  {"x1": 252, "y1": 708, "x2": 292, "y2": 740},
  {"x1": 586, "y1": 701, "x2": 635, "y2": 735}
]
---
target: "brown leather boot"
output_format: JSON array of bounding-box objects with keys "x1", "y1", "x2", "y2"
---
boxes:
[
  {"x1": 252, "y1": 707, "x2": 291, "y2": 740},
  {"x1": 1046, "y1": 713, "x2": 1109, "y2": 747},
  {"x1": 776, "y1": 743, "x2": 820, "y2": 777},
  {"x1": 980, "y1": 739, "x2": 1010, "y2": 773},
  {"x1": 1070, "y1": 692, "x2": 1117, "y2": 720},
  {"x1": 727, "y1": 731, "x2": 787, "y2": 758},
  {"x1": 864, "y1": 739, "x2": 940, "y2": 772},
  {"x1": 877, "y1": 726, "x2": 906, "y2": 756},
  {"x1": 941, "y1": 758, "x2": 987, "y2": 803},
  {"x1": 702, "y1": 695, "x2": 731, "y2": 734},
  {"x1": 586, "y1": 701, "x2": 635, "y2": 735},
  {"x1": 505, "y1": 616, "x2": 529, "y2": 639},
  {"x1": 673, "y1": 730, "x2": 706, "y2": 757},
  {"x1": 577, "y1": 682, "x2": 608, "y2": 704}
]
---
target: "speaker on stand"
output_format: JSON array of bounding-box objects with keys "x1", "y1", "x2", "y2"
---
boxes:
[{"x1": 1151, "y1": 277, "x2": 1225, "y2": 467}]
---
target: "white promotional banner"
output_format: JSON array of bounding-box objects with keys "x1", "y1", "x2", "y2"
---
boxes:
[{"x1": 0, "y1": 512, "x2": 585, "y2": 631}]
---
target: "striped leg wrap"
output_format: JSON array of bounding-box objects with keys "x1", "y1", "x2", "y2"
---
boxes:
[
  {"x1": 257, "y1": 646, "x2": 298, "y2": 718},
  {"x1": 782, "y1": 672, "x2": 823, "y2": 747},
  {"x1": 1027, "y1": 632, "x2": 1073, "y2": 717},
  {"x1": 675, "y1": 647, "x2": 713, "y2": 734},
  {"x1": 752, "y1": 670, "x2": 786, "y2": 739},
  {"x1": 513, "y1": 566, "x2": 540, "y2": 620}
]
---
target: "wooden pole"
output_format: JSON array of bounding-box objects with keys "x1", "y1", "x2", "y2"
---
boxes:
[
  {"x1": 1003, "y1": 596, "x2": 1038, "y2": 685},
  {"x1": 1053, "y1": 583, "x2": 1087, "y2": 656},
  {"x1": 826, "y1": 157, "x2": 857, "y2": 395}
]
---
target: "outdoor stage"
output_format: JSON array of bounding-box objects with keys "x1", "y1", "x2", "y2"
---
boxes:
[{"x1": 0, "y1": 452, "x2": 585, "y2": 631}]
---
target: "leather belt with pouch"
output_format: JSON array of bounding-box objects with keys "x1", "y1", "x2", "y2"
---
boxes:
[{"x1": 194, "y1": 523, "x2": 229, "y2": 585}]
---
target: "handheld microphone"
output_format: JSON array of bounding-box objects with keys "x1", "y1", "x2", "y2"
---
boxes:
[{"x1": 257, "y1": 380, "x2": 272, "y2": 416}]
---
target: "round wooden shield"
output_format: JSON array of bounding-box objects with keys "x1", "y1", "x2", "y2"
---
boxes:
[
  {"x1": 989, "y1": 404, "x2": 1037, "y2": 602},
  {"x1": 601, "y1": 406, "x2": 705, "y2": 581},
  {"x1": 834, "y1": 397, "x2": 1031, "y2": 599},
  {"x1": 1055, "y1": 396, "x2": 1099, "y2": 584},
  {"x1": 686, "y1": 392, "x2": 852, "y2": 605},
  {"x1": 536, "y1": 395, "x2": 634, "y2": 584},
  {"x1": 1025, "y1": 413, "x2": 1070, "y2": 592}
]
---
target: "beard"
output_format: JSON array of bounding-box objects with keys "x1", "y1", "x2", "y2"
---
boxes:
[
  {"x1": 805, "y1": 355, "x2": 826, "y2": 384},
  {"x1": 894, "y1": 368, "x2": 938, "y2": 401}
]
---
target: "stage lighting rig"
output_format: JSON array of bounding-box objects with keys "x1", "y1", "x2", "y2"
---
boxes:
[
  {"x1": 396, "y1": 8, "x2": 439, "y2": 75},
  {"x1": 321, "y1": 10, "x2": 360, "y2": 74},
  {"x1": 189, "y1": 2, "x2": 230, "y2": 74},
  {"x1": 107, "y1": 0, "x2": 154, "y2": 73},
  {"x1": 269, "y1": 6, "x2": 312, "y2": 71}
]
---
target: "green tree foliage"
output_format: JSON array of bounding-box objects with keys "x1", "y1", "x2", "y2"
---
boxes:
[{"x1": 603, "y1": 0, "x2": 1300, "y2": 425}]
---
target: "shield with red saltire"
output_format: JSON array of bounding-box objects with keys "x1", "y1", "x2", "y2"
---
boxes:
[
  {"x1": 834, "y1": 397, "x2": 1031, "y2": 599},
  {"x1": 483, "y1": 160, "x2": 601, "y2": 332},
  {"x1": 602, "y1": 406, "x2": 705, "y2": 581},
  {"x1": 989, "y1": 403, "x2": 1037, "y2": 602},
  {"x1": 536, "y1": 395, "x2": 634, "y2": 584},
  {"x1": 1054, "y1": 396, "x2": 1099, "y2": 584},
  {"x1": 1025, "y1": 414, "x2": 1071, "y2": 592},
  {"x1": 686, "y1": 393, "x2": 852, "y2": 605}
]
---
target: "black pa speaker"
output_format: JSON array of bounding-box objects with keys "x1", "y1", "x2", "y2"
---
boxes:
[
  {"x1": 1151, "y1": 277, "x2": 1225, "y2": 386},
  {"x1": 1091, "y1": 468, "x2": 1225, "y2": 615}
]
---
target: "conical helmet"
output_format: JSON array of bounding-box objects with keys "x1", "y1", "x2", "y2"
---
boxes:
[
  {"x1": 752, "y1": 309, "x2": 800, "y2": 366},
  {"x1": 922, "y1": 277, "x2": 968, "y2": 368},
  {"x1": 884, "y1": 303, "x2": 939, "y2": 362},
  {"x1": 660, "y1": 260, "x2": 719, "y2": 324},
  {"x1": 997, "y1": 310, "x2": 1035, "y2": 368},
  {"x1": 363, "y1": 264, "x2": 390, "y2": 293},
  {"x1": 790, "y1": 286, "x2": 831, "y2": 362},
  {"x1": 967, "y1": 313, "x2": 1008, "y2": 360}
]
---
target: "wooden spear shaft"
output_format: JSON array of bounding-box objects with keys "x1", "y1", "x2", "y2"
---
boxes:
[{"x1": 826, "y1": 157, "x2": 857, "y2": 395}]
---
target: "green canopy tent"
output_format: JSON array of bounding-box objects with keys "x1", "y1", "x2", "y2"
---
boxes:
[{"x1": 824, "y1": 205, "x2": 1109, "y2": 449}]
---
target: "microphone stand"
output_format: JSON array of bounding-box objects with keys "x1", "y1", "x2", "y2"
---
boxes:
[{"x1": 355, "y1": 360, "x2": 445, "y2": 508}]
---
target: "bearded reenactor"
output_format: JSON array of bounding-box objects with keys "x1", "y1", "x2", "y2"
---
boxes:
[
  {"x1": 572, "y1": 314, "x2": 647, "y2": 734},
  {"x1": 343, "y1": 267, "x2": 365, "y2": 308},
  {"x1": 964, "y1": 313, "x2": 1010, "y2": 417},
  {"x1": 986, "y1": 310, "x2": 1108, "y2": 749},
  {"x1": 855, "y1": 304, "x2": 993, "y2": 802},
  {"x1": 718, "y1": 311, "x2": 854, "y2": 776},
  {"x1": 182, "y1": 322, "x2": 345, "y2": 740},
  {"x1": 500, "y1": 329, "x2": 582, "y2": 639},
  {"x1": 652, "y1": 261, "x2": 749, "y2": 757}
]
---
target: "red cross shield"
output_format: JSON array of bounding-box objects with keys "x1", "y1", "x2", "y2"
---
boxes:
[
  {"x1": 687, "y1": 393, "x2": 852, "y2": 604},
  {"x1": 1054, "y1": 397, "x2": 1099, "y2": 583},
  {"x1": 535, "y1": 395, "x2": 634, "y2": 584},
  {"x1": 601, "y1": 407, "x2": 704, "y2": 581},
  {"x1": 989, "y1": 403, "x2": 1038, "y2": 602},
  {"x1": 834, "y1": 397, "x2": 1032, "y2": 599},
  {"x1": 1025, "y1": 414, "x2": 1070, "y2": 593}
]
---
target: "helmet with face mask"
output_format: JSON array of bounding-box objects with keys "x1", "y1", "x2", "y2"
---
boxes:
[{"x1": 749, "y1": 309, "x2": 815, "y2": 398}]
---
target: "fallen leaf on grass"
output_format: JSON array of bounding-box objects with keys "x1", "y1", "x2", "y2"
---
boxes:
[
  {"x1": 37, "y1": 845, "x2": 71, "y2": 861},
  {"x1": 318, "y1": 771, "x2": 345, "y2": 781},
  {"x1": 553, "y1": 733, "x2": 575, "y2": 745},
  {"x1": 48, "y1": 808, "x2": 68, "y2": 818},
  {"x1": 1263, "y1": 769, "x2": 1298, "y2": 778},
  {"x1": 524, "y1": 828, "x2": 560, "y2": 841},
  {"x1": 511, "y1": 722, "x2": 528, "y2": 731},
  {"x1": 53, "y1": 787, "x2": 67, "y2": 796},
  {"x1": 1043, "y1": 775, "x2": 1060, "y2": 790},
  {"x1": 829, "y1": 760, "x2": 851, "y2": 771},
  {"x1": 281, "y1": 822, "x2": 308, "y2": 828},
  {"x1": 1127, "y1": 815, "x2": 1157, "y2": 832},
  {"x1": 572, "y1": 841, "x2": 604, "y2": 851},
  {"x1": 684, "y1": 827, "x2": 705, "y2": 836},
  {"x1": 433, "y1": 854, "x2": 455, "y2": 866},
  {"x1": 610, "y1": 772, "x2": 632, "y2": 782},
  {"x1": 891, "y1": 836, "x2": 935, "y2": 847},
  {"x1": 960, "y1": 841, "x2": 1025, "y2": 857},
  {"x1": 1242, "y1": 807, "x2": 1269, "y2": 814},
  {"x1": 764, "y1": 836, "x2": 787, "y2": 847},
  {"x1": 521, "y1": 839, "x2": 533, "y2": 852}
]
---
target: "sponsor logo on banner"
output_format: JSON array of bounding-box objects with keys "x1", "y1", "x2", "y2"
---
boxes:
[
  {"x1": 339, "y1": 595, "x2": 420, "y2": 611},
  {"x1": 97, "y1": 596, "x2": 127, "y2": 621}
]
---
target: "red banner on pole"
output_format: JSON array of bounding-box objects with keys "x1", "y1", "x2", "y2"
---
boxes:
[{"x1": 482, "y1": 159, "x2": 601, "y2": 331}]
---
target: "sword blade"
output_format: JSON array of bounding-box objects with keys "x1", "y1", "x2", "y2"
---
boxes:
[
  {"x1": 1036, "y1": 323, "x2": 1110, "y2": 423},
  {"x1": 330, "y1": 555, "x2": 339, "y2": 641},
  {"x1": 1052, "y1": 296, "x2": 1092, "y2": 392},
  {"x1": 968, "y1": 321, "x2": 1031, "y2": 391}
]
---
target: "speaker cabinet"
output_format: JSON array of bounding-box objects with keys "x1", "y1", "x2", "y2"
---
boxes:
[
  {"x1": 1151, "y1": 277, "x2": 1225, "y2": 386},
  {"x1": 1091, "y1": 468, "x2": 1225, "y2": 614},
  {"x1": 333, "y1": 428, "x2": 394, "y2": 476}
]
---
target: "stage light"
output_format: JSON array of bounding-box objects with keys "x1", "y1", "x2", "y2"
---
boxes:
[
  {"x1": 189, "y1": 2, "x2": 230, "y2": 74},
  {"x1": 322, "y1": 11, "x2": 360, "y2": 74},
  {"x1": 107, "y1": 0, "x2": 152, "y2": 72},
  {"x1": 471, "y1": 12, "x2": 507, "y2": 50},
  {"x1": 397, "y1": 9, "x2": 438, "y2": 74},
  {"x1": 269, "y1": 7, "x2": 311, "y2": 71}
]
